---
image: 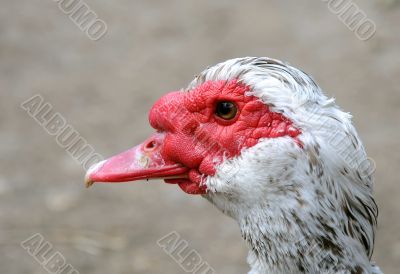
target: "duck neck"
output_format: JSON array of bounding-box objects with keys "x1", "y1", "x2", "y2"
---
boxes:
[
  {"x1": 236, "y1": 206, "x2": 369, "y2": 274},
  {"x1": 238, "y1": 206, "x2": 309, "y2": 274}
]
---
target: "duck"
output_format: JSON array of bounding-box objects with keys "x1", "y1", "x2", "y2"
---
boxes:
[{"x1": 85, "y1": 57, "x2": 381, "y2": 274}]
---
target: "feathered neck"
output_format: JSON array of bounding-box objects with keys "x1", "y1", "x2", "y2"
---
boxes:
[
  {"x1": 238, "y1": 204, "x2": 365, "y2": 274},
  {"x1": 204, "y1": 137, "x2": 379, "y2": 274}
]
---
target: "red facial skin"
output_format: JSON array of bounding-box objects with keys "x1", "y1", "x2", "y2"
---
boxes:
[
  {"x1": 148, "y1": 79, "x2": 300, "y2": 194},
  {"x1": 85, "y1": 79, "x2": 300, "y2": 194}
]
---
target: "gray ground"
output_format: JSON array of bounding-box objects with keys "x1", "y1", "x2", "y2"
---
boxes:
[{"x1": 1, "y1": 0, "x2": 399, "y2": 273}]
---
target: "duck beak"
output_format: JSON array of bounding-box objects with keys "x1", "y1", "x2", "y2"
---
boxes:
[{"x1": 84, "y1": 133, "x2": 188, "y2": 188}]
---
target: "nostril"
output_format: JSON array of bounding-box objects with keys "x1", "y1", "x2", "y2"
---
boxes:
[{"x1": 144, "y1": 140, "x2": 157, "y2": 151}]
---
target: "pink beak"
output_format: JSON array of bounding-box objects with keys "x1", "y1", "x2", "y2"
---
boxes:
[{"x1": 84, "y1": 133, "x2": 188, "y2": 187}]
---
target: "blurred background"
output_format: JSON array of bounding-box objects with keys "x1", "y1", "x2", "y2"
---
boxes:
[{"x1": 1, "y1": 0, "x2": 399, "y2": 273}]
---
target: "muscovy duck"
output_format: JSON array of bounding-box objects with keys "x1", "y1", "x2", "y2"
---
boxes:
[{"x1": 85, "y1": 57, "x2": 381, "y2": 274}]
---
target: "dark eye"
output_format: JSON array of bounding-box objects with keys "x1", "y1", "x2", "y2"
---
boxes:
[{"x1": 215, "y1": 101, "x2": 237, "y2": 120}]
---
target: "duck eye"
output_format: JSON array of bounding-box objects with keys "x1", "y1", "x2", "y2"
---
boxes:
[{"x1": 215, "y1": 101, "x2": 237, "y2": 120}]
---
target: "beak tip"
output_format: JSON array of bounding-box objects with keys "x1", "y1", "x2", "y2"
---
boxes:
[
  {"x1": 85, "y1": 179, "x2": 95, "y2": 188},
  {"x1": 84, "y1": 160, "x2": 106, "y2": 189}
]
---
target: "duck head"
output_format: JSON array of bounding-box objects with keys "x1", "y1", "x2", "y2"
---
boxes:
[{"x1": 85, "y1": 57, "x2": 379, "y2": 273}]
